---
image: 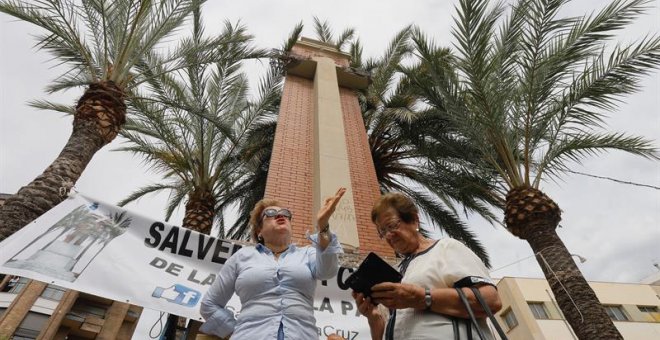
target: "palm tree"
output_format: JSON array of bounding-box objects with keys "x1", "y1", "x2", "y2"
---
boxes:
[
  {"x1": 0, "y1": 0, "x2": 224, "y2": 241},
  {"x1": 214, "y1": 24, "x2": 307, "y2": 241},
  {"x1": 117, "y1": 15, "x2": 296, "y2": 338},
  {"x1": 216, "y1": 114, "x2": 278, "y2": 240},
  {"x1": 405, "y1": 0, "x2": 660, "y2": 338},
  {"x1": 118, "y1": 18, "x2": 269, "y2": 236},
  {"x1": 355, "y1": 26, "x2": 501, "y2": 264},
  {"x1": 119, "y1": 18, "x2": 300, "y2": 241}
]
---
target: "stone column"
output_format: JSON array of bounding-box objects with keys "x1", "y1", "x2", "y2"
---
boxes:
[
  {"x1": 312, "y1": 55, "x2": 360, "y2": 249},
  {"x1": 37, "y1": 289, "x2": 79, "y2": 339},
  {"x1": 97, "y1": 301, "x2": 130, "y2": 340}
]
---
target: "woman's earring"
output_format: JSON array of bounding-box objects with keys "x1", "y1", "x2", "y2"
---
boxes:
[{"x1": 257, "y1": 235, "x2": 264, "y2": 243}]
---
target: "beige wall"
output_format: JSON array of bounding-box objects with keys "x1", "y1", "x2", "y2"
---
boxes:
[
  {"x1": 536, "y1": 320, "x2": 577, "y2": 339},
  {"x1": 591, "y1": 281, "x2": 658, "y2": 305},
  {"x1": 495, "y1": 277, "x2": 660, "y2": 340},
  {"x1": 495, "y1": 278, "x2": 548, "y2": 339}
]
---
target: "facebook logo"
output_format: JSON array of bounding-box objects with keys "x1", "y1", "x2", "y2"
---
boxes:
[{"x1": 152, "y1": 284, "x2": 201, "y2": 307}]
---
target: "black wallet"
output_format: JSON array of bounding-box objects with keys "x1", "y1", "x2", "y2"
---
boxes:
[{"x1": 345, "y1": 252, "x2": 402, "y2": 297}]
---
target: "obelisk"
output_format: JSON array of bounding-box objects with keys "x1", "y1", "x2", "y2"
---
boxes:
[{"x1": 265, "y1": 38, "x2": 391, "y2": 256}]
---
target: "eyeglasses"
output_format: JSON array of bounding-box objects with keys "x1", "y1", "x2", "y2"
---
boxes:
[
  {"x1": 261, "y1": 208, "x2": 292, "y2": 220},
  {"x1": 377, "y1": 219, "x2": 401, "y2": 239}
]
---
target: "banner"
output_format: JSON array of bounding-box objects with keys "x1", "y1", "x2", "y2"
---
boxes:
[{"x1": 0, "y1": 194, "x2": 370, "y2": 339}]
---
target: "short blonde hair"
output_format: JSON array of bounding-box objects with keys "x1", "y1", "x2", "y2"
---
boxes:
[
  {"x1": 371, "y1": 192, "x2": 419, "y2": 224},
  {"x1": 249, "y1": 198, "x2": 283, "y2": 243}
]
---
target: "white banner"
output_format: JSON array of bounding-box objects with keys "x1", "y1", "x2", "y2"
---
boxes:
[{"x1": 0, "y1": 194, "x2": 370, "y2": 339}]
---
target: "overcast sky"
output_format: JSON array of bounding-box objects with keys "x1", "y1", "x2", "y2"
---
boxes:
[{"x1": 1, "y1": 0, "x2": 658, "y2": 292}]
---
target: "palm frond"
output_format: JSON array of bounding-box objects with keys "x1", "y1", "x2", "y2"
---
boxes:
[
  {"x1": 44, "y1": 69, "x2": 93, "y2": 93},
  {"x1": 115, "y1": 0, "x2": 199, "y2": 85},
  {"x1": 312, "y1": 16, "x2": 333, "y2": 44},
  {"x1": 539, "y1": 132, "x2": 658, "y2": 183},
  {"x1": 280, "y1": 21, "x2": 303, "y2": 53},
  {"x1": 367, "y1": 25, "x2": 413, "y2": 107},
  {"x1": 28, "y1": 100, "x2": 76, "y2": 115},
  {"x1": 117, "y1": 182, "x2": 178, "y2": 207},
  {"x1": 164, "y1": 184, "x2": 189, "y2": 221},
  {"x1": 0, "y1": 0, "x2": 98, "y2": 78},
  {"x1": 349, "y1": 39, "x2": 363, "y2": 68},
  {"x1": 335, "y1": 27, "x2": 356, "y2": 51}
]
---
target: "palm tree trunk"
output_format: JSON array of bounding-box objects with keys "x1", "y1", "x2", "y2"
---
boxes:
[
  {"x1": 0, "y1": 119, "x2": 105, "y2": 242},
  {"x1": 182, "y1": 189, "x2": 215, "y2": 234},
  {"x1": 527, "y1": 227, "x2": 622, "y2": 339},
  {"x1": 505, "y1": 186, "x2": 622, "y2": 339},
  {"x1": 0, "y1": 81, "x2": 125, "y2": 242},
  {"x1": 180, "y1": 189, "x2": 215, "y2": 338}
]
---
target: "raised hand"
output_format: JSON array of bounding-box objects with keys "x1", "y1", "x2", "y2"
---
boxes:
[{"x1": 316, "y1": 187, "x2": 347, "y2": 230}]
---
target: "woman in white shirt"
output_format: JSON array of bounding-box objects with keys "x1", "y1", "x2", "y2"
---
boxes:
[{"x1": 353, "y1": 192, "x2": 502, "y2": 340}]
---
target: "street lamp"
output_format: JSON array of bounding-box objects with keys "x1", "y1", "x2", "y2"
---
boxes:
[{"x1": 572, "y1": 254, "x2": 587, "y2": 263}]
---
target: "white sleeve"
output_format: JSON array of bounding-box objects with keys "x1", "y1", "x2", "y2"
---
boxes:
[{"x1": 440, "y1": 239, "x2": 493, "y2": 287}]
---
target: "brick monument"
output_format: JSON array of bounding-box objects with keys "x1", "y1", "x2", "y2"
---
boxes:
[{"x1": 265, "y1": 38, "x2": 392, "y2": 257}]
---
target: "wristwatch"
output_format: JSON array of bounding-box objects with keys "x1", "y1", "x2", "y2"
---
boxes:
[{"x1": 424, "y1": 287, "x2": 432, "y2": 310}]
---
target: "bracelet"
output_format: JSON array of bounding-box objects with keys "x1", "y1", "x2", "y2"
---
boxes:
[
  {"x1": 424, "y1": 287, "x2": 432, "y2": 310},
  {"x1": 319, "y1": 223, "x2": 330, "y2": 233}
]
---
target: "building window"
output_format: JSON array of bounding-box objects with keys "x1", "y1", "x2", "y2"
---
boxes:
[
  {"x1": 638, "y1": 305, "x2": 658, "y2": 313},
  {"x1": 71, "y1": 298, "x2": 108, "y2": 319},
  {"x1": 1, "y1": 276, "x2": 17, "y2": 292},
  {"x1": 40, "y1": 284, "x2": 67, "y2": 301},
  {"x1": 528, "y1": 302, "x2": 550, "y2": 319},
  {"x1": 13, "y1": 312, "x2": 49, "y2": 339},
  {"x1": 8, "y1": 277, "x2": 29, "y2": 294},
  {"x1": 501, "y1": 308, "x2": 518, "y2": 330},
  {"x1": 605, "y1": 305, "x2": 629, "y2": 321}
]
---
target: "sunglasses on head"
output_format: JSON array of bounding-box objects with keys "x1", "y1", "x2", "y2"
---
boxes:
[{"x1": 261, "y1": 208, "x2": 293, "y2": 220}]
